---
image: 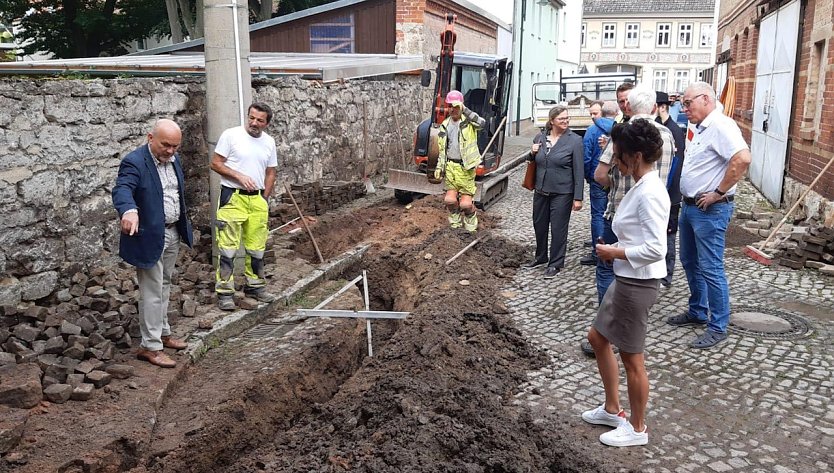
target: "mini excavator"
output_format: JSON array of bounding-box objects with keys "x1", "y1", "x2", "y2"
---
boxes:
[{"x1": 387, "y1": 13, "x2": 519, "y2": 210}]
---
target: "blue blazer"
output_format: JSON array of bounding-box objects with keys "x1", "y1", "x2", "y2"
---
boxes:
[{"x1": 112, "y1": 144, "x2": 193, "y2": 269}]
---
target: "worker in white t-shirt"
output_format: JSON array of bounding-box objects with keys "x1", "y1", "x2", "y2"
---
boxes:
[{"x1": 210, "y1": 103, "x2": 279, "y2": 310}]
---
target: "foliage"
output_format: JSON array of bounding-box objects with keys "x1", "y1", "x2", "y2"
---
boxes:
[
  {"x1": 0, "y1": 0, "x2": 169, "y2": 59},
  {"x1": 276, "y1": 0, "x2": 338, "y2": 16}
]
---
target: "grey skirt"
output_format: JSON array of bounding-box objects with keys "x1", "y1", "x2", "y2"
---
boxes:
[{"x1": 593, "y1": 276, "x2": 660, "y2": 354}]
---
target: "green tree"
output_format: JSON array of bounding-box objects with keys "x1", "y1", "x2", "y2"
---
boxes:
[
  {"x1": 276, "y1": 0, "x2": 337, "y2": 15},
  {"x1": 0, "y1": 0, "x2": 169, "y2": 59}
]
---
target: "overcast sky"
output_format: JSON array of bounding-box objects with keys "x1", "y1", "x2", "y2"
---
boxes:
[{"x1": 476, "y1": 0, "x2": 514, "y2": 23}]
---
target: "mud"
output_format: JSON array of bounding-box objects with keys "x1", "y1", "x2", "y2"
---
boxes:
[{"x1": 136, "y1": 197, "x2": 615, "y2": 472}]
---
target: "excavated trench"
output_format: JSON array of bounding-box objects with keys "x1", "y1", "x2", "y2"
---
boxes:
[{"x1": 127, "y1": 198, "x2": 612, "y2": 473}]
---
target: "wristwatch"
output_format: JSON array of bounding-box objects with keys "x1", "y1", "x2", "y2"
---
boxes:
[{"x1": 714, "y1": 188, "x2": 726, "y2": 196}]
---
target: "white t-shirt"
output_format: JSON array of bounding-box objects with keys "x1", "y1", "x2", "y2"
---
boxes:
[
  {"x1": 214, "y1": 126, "x2": 278, "y2": 190},
  {"x1": 680, "y1": 109, "x2": 748, "y2": 198}
]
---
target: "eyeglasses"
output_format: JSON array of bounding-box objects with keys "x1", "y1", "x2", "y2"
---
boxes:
[
  {"x1": 554, "y1": 116, "x2": 570, "y2": 121},
  {"x1": 682, "y1": 94, "x2": 707, "y2": 108}
]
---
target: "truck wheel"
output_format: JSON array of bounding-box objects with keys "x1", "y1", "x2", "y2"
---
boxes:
[{"x1": 395, "y1": 189, "x2": 414, "y2": 205}]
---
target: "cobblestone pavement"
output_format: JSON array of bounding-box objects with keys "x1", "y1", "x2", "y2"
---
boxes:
[{"x1": 490, "y1": 161, "x2": 834, "y2": 472}]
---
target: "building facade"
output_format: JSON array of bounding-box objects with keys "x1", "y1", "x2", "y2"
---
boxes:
[
  {"x1": 580, "y1": 0, "x2": 716, "y2": 93},
  {"x1": 716, "y1": 0, "x2": 833, "y2": 218},
  {"x1": 509, "y1": 0, "x2": 583, "y2": 131}
]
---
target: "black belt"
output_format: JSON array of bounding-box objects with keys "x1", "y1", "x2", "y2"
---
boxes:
[
  {"x1": 222, "y1": 185, "x2": 262, "y2": 196},
  {"x1": 682, "y1": 195, "x2": 734, "y2": 205}
]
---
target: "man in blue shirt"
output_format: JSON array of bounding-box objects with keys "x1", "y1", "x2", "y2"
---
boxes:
[{"x1": 580, "y1": 101, "x2": 618, "y2": 266}]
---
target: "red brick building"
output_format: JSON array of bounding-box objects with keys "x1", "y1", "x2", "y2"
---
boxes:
[{"x1": 715, "y1": 0, "x2": 833, "y2": 222}]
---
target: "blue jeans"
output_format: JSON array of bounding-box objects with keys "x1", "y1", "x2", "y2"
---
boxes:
[
  {"x1": 595, "y1": 218, "x2": 618, "y2": 304},
  {"x1": 589, "y1": 181, "x2": 608, "y2": 257},
  {"x1": 679, "y1": 201, "x2": 734, "y2": 333}
]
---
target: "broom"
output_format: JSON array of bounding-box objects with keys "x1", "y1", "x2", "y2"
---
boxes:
[{"x1": 744, "y1": 152, "x2": 834, "y2": 265}]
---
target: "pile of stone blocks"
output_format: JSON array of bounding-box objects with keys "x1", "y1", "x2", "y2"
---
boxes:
[
  {"x1": 274, "y1": 181, "x2": 367, "y2": 220},
  {"x1": 771, "y1": 225, "x2": 834, "y2": 274},
  {"x1": 0, "y1": 233, "x2": 217, "y2": 411}
]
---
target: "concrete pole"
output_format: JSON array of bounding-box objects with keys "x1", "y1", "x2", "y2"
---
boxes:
[{"x1": 204, "y1": 0, "x2": 252, "y2": 256}]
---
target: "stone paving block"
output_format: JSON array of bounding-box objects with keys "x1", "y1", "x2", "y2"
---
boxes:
[
  {"x1": 43, "y1": 383, "x2": 73, "y2": 403},
  {"x1": 0, "y1": 406, "x2": 27, "y2": 454},
  {"x1": 104, "y1": 364, "x2": 134, "y2": 379},
  {"x1": 85, "y1": 370, "x2": 111, "y2": 389},
  {"x1": 70, "y1": 383, "x2": 94, "y2": 401}
]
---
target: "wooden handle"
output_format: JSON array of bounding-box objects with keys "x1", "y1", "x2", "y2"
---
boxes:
[{"x1": 759, "y1": 152, "x2": 834, "y2": 248}]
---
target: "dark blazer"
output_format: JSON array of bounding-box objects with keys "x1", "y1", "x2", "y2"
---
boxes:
[
  {"x1": 112, "y1": 144, "x2": 193, "y2": 269},
  {"x1": 532, "y1": 129, "x2": 584, "y2": 200},
  {"x1": 657, "y1": 115, "x2": 686, "y2": 206}
]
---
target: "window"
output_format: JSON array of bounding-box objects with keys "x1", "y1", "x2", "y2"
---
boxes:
[
  {"x1": 310, "y1": 14, "x2": 354, "y2": 53},
  {"x1": 801, "y1": 40, "x2": 829, "y2": 140},
  {"x1": 654, "y1": 70, "x2": 668, "y2": 92},
  {"x1": 562, "y1": 11, "x2": 567, "y2": 42},
  {"x1": 657, "y1": 23, "x2": 671, "y2": 47},
  {"x1": 674, "y1": 70, "x2": 690, "y2": 92},
  {"x1": 603, "y1": 23, "x2": 616, "y2": 48},
  {"x1": 625, "y1": 23, "x2": 639, "y2": 48},
  {"x1": 678, "y1": 23, "x2": 693, "y2": 48},
  {"x1": 700, "y1": 23, "x2": 713, "y2": 48},
  {"x1": 581, "y1": 23, "x2": 586, "y2": 47}
]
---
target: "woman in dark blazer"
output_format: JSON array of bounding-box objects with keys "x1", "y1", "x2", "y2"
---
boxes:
[{"x1": 522, "y1": 105, "x2": 584, "y2": 279}]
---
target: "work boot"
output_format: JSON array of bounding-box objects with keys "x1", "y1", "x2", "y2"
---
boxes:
[
  {"x1": 463, "y1": 212, "x2": 478, "y2": 233},
  {"x1": 448, "y1": 212, "x2": 462, "y2": 229},
  {"x1": 217, "y1": 294, "x2": 236, "y2": 311},
  {"x1": 246, "y1": 288, "x2": 276, "y2": 303}
]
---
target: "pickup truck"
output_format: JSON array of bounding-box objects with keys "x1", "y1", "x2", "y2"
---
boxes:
[{"x1": 532, "y1": 72, "x2": 637, "y2": 135}]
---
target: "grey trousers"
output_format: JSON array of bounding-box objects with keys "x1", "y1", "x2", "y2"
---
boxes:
[
  {"x1": 136, "y1": 227, "x2": 180, "y2": 351},
  {"x1": 532, "y1": 191, "x2": 573, "y2": 269}
]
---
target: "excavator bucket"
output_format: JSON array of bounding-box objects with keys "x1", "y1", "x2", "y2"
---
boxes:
[{"x1": 387, "y1": 169, "x2": 445, "y2": 196}]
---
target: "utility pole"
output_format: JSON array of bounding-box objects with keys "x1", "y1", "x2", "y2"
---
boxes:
[
  {"x1": 515, "y1": 0, "x2": 526, "y2": 135},
  {"x1": 203, "y1": 0, "x2": 252, "y2": 255}
]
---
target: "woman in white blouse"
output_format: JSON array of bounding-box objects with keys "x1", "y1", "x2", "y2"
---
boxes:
[{"x1": 581, "y1": 119, "x2": 671, "y2": 448}]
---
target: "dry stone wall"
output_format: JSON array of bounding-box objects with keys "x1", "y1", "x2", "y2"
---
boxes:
[{"x1": 0, "y1": 75, "x2": 426, "y2": 306}]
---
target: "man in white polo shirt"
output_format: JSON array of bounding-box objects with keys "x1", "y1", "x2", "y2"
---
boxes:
[
  {"x1": 210, "y1": 103, "x2": 278, "y2": 311},
  {"x1": 666, "y1": 82, "x2": 752, "y2": 349}
]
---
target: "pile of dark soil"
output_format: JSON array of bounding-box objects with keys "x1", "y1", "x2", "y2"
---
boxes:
[{"x1": 141, "y1": 198, "x2": 613, "y2": 472}]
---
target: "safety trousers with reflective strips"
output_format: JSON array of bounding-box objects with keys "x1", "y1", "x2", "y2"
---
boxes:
[{"x1": 215, "y1": 188, "x2": 268, "y2": 295}]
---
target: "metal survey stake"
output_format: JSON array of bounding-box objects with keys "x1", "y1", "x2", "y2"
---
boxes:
[{"x1": 296, "y1": 270, "x2": 410, "y2": 357}]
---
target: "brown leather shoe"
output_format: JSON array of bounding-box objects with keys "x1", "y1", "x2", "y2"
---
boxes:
[
  {"x1": 136, "y1": 348, "x2": 176, "y2": 368},
  {"x1": 161, "y1": 336, "x2": 188, "y2": 350}
]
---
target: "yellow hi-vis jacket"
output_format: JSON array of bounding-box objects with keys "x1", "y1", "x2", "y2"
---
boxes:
[{"x1": 438, "y1": 113, "x2": 484, "y2": 171}]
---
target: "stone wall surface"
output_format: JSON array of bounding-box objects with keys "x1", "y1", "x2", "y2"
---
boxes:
[{"x1": 0, "y1": 75, "x2": 425, "y2": 304}]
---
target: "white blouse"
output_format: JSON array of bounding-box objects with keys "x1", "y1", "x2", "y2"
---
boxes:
[{"x1": 611, "y1": 170, "x2": 671, "y2": 280}]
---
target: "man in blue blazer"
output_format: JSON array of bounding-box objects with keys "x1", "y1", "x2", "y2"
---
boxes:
[{"x1": 112, "y1": 119, "x2": 193, "y2": 368}]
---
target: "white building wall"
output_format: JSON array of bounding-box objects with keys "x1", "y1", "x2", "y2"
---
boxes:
[
  {"x1": 508, "y1": 0, "x2": 581, "y2": 132},
  {"x1": 580, "y1": 14, "x2": 714, "y2": 93},
  {"x1": 497, "y1": 24, "x2": 513, "y2": 59},
  {"x1": 556, "y1": 0, "x2": 582, "y2": 74}
]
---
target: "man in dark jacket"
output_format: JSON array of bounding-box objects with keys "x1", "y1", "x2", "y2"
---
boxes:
[
  {"x1": 112, "y1": 119, "x2": 193, "y2": 368},
  {"x1": 656, "y1": 92, "x2": 686, "y2": 287}
]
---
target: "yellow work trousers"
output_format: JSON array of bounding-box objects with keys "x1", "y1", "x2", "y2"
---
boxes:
[{"x1": 215, "y1": 187, "x2": 268, "y2": 295}]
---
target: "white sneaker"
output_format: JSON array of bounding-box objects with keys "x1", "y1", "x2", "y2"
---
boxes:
[
  {"x1": 581, "y1": 404, "x2": 627, "y2": 427},
  {"x1": 599, "y1": 420, "x2": 648, "y2": 447}
]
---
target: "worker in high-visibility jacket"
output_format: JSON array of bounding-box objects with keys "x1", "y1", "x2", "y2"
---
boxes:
[
  {"x1": 210, "y1": 103, "x2": 278, "y2": 311},
  {"x1": 435, "y1": 90, "x2": 486, "y2": 232}
]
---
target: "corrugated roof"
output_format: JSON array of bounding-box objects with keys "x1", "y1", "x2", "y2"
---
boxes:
[
  {"x1": 135, "y1": 0, "x2": 507, "y2": 57},
  {"x1": 0, "y1": 52, "x2": 423, "y2": 82},
  {"x1": 583, "y1": 0, "x2": 715, "y2": 14}
]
